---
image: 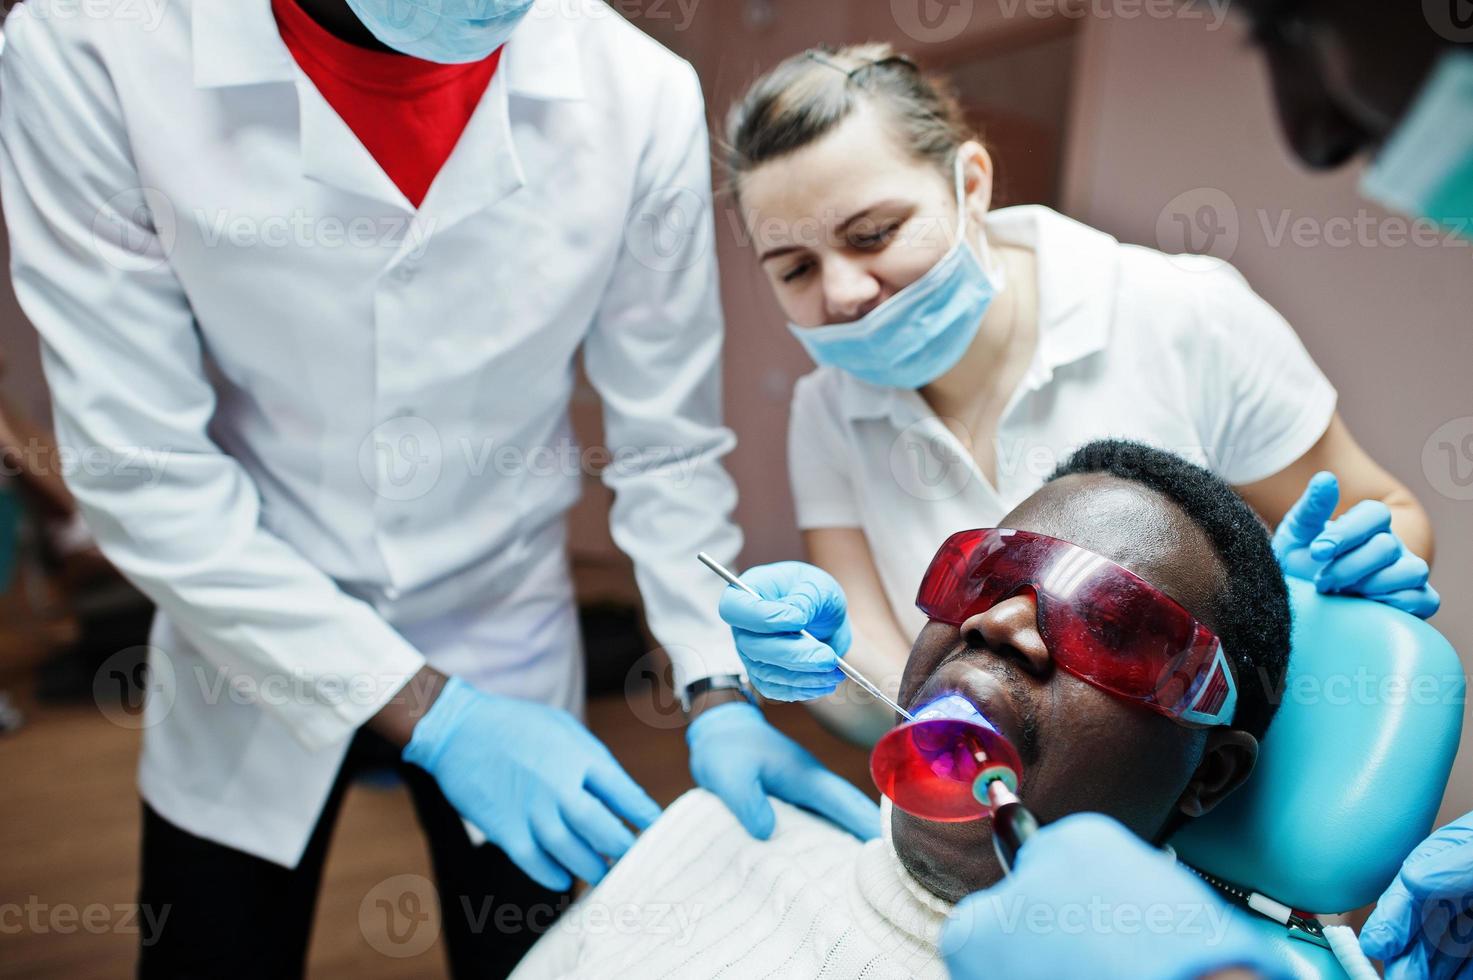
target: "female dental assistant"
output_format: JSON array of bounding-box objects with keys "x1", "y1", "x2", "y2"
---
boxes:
[
  {"x1": 0, "y1": 0, "x2": 874, "y2": 975},
  {"x1": 717, "y1": 45, "x2": 1438, "y2": 734}
]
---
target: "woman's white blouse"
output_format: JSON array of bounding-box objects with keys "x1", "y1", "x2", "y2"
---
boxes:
[{"x1": 788, "y1": 205, "x2": 1336, "y2": 640}]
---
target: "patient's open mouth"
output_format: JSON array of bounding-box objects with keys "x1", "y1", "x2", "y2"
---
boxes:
[{"x1": 909, "y1": 658, "x2": 1033, "y2": 766}]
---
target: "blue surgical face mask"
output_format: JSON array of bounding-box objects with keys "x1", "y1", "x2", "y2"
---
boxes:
[
  {"x1": 787, "y1": 156, "x2": 1000, "y2": 389},
  {"x1": 1360, "y1": 51, "x2": 1473, "y2": 239},
  {"x1": 343, "y1": 0, "x2": 534, "y2": 64}
]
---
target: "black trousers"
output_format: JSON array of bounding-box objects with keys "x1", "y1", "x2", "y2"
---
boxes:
[{"x1": 136, "y1": 728, "x2": 569, "y2": 979}]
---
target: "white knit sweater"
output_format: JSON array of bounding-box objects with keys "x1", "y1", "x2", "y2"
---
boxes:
[{"x1": 509, "y1": 790, "x2": 953, "y2": 979}]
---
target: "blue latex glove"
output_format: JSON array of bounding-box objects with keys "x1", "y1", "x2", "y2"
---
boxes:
[
  {"x1": 403, "y1": 676, "x2": 661, "y2": 891},
  {"x1": 1272, "y1": 471, "x2": 1439, "y2": 619},
  {"x1": 716, "y1": 561, "x2": 851, "y2": 701},
  {"x1": 686, "y1": 700, "x2": 879, "y2": 841},
  {"x1": 941, "y1": 813, "x2": 1291, "y2": 980},
  {"x1": 1360, "y1": 812, "x2": 1473, "y2": 979}
]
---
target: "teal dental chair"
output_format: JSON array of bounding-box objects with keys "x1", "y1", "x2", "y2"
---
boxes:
[{"x1": 1172, "y1": 578, "x2": 1465, "y2": 978}]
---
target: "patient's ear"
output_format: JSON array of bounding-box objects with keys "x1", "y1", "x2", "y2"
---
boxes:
[{"x1": 1176, "y1": 730, "x2": 1258, "y2": 819}]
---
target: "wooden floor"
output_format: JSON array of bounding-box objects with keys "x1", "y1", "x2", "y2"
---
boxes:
[{"x1": 0, "y1": 675, "x2": 875, "y2": 979}]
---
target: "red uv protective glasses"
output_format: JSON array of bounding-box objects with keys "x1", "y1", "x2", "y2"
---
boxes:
[{"x1": 915, "y1": 528, "x2": 1237, "y2": 727}]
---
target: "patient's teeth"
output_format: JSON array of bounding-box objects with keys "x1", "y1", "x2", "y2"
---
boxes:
[{"x1": 913, "y1": 692, "x2": 997, "y2": 734}]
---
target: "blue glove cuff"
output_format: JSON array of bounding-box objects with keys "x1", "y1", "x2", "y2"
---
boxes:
[
  {"x1": 402, "y1": 675, "x2": 478, "y2": 772},
  {"x1": 685, "y1": 698, "x2": 762, "y2": 749}
]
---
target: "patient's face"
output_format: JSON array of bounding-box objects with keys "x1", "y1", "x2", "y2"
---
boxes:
[{"x1": 890, "y1": 473, "x2": 1255, "y2": 902}]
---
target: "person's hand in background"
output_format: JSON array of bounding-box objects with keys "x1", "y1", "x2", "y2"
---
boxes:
[{"x1": 1272, "y1": 472, "x2": 1438, "y2": 618}]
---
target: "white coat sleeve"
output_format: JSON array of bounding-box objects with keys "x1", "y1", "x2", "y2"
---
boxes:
[
  {"x1": 0, "y1": 12, "x2": 424, "y2": 752},
  {"x1": 580, "y1": 59, "x2": 745, "y2": 693}
]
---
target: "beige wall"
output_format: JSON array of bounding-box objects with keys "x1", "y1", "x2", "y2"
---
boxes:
[{"x1": 1060, "y1": 12, "x2": 1473, "y2": 824}]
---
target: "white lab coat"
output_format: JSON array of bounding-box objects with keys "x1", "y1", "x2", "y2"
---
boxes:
[{"x1": 0, "y1": 0, "x2": 744, "y2": 867}]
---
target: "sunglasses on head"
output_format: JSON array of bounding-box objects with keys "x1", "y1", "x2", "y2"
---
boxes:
[{"x1": 915, "y1": 528, "x2": 1237, "y2": 727}]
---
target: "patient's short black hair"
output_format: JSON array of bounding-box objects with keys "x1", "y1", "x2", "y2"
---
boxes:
[{"x1": 1049, "y1": 439, "x2": 1291, "y2": 740}]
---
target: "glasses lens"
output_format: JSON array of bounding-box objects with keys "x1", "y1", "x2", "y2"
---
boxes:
[
  {"x1": 916, "y1": 529, "x2": 1004, "y2": 623},
  {"x1": 870, "y1": 718, "x2": 1024, "y2": 822},
  {"x1": 1037, "y1": 569, "x2": 1204, "y2": 715}
]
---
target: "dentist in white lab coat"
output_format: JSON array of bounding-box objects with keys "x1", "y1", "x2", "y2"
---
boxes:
[{"x1": 0, "y1": 0, "x2": 876, "y2": 975}]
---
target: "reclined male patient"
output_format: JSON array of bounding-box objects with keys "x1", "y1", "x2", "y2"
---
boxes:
[{"x1": 509, "y1": 439, "x2": 1292, "y2": 979}]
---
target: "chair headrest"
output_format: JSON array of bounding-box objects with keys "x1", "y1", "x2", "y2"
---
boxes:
[{"x1": 1171, "y1": 577, "x2": 1464, "y2": 913}]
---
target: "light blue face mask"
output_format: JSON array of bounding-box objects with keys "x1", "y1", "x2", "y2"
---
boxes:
[
  {"x1": 1360, "y1": 51, "x2": 1473, "y2": 239},
  {"x1": 343, "y1": 0, "x2": 534, "y2": 64},
  {"x1": 787, "y1": 156, "x2": 1000, "y2": 389}
]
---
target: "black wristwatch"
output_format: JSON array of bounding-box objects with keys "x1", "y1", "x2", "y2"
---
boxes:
[{"x1": 679, "y1": 674, "x2": 756, "y2": 717}]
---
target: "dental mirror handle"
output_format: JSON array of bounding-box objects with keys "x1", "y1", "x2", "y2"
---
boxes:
[
  {"x1": 696, "y1": 552, "x2": 916, "y2": 722},
  {"x1": 985, "y1": 777, "x2": 1038, "y2": 874}
]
